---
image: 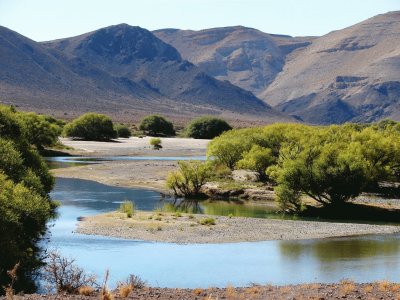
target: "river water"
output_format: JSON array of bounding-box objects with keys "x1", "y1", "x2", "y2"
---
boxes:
[{"x1": 48, "y1": 174, "x2": 400, "y2": 288}]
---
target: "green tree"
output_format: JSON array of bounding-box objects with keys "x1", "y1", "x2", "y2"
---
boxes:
[
  {"x1": 114, "y1": 123, "x2": 131, "y2": 138},
  {"x1": 268, "y1": 139, "x2": 369, "y2": 211},
  {"x1": 0, "y1": 173, "x2": 56, "y2": 293},
  {"x1": 0, "y1": 105, "x2": 56, "y2": 293},
  {"x1": 139, "y1": 115, "x2": 175, "y2": 136},
  {"x1": 18, "y1": 112, "x2": 62, "y2": 150},
  {"x1": 63, "y1": 113, "x2": 117, "y2": 141},
  {"x1": 237, "y1": 145, "x2": 275, "y2": 181},
  {"x1": 185, "y1": 116, "x2": 232, "y2": 139},
  {"x1": 166, "y1": 161, "x2": 212, "y2": 197}
]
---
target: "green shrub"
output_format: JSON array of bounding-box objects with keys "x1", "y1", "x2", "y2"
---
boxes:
[
  {"x1": 166, "y1": 161, "x2": 212, "y2": 197},
  {"x1": 237, "y1": 145, "x2": 275, "y2": 181},
  {"x1": 17, "y1": 112, "x2": 62, "y2": 150},
  {"x1": 198, "y1": 217, "x2": 216, "y2": 225},
  {"x1": 119, "y1": 201, "x2": 135, "y2": 218},
  {"x1": 185, "y1": 116, "x2": 232, "y2": 139},
  {"x1": 139, "y1": 115, "x2": 175, "y2": 136},
  {"x1": 114, "y1": 124, "x2": 131, "y2": 138},
  {"x1": 150, "y1": 137, "x2": 162, "y2": 150},
  {"x1": 63, "y1": 113, "x2": 117, "y2": 141}
]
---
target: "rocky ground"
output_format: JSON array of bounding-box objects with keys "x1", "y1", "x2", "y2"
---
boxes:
[{"x1": 6, "y1": 282, "x2": 400, "y2": 299}]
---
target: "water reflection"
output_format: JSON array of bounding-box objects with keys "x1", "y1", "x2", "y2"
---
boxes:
[
  {"x1": 280, "y1": 236, "x2": 400, "y2": 261},
  {"x1": 48, "y1": 177, "x2": 400, "y2": 287}
]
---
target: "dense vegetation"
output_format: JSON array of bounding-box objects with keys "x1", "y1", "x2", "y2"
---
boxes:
[
  {"x1": 114, "y1": 123, "x2": 131, "y2": 138},
  {"x1": 139, "y1": 115, "x2": 175, "y2": 136},
  {"x1": 185, "y1": 116, "x2": 232, "y2": 139},
  {"x1": 63, "y1": 113, "x2": 117, "y2": 141},
  {"x1": 207, "y1": 121, "x2": 400, "y2": 212},
  {"x1": 0, "y1": 105, "x2": 57, "y2": 293}
]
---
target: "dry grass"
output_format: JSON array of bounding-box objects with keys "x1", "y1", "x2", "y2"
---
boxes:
[
  {"x1": 193, "y1": 288, "x2": 203, "y2": 296},
  {"x1": 363, "y1": 284, "x2": 374, "y2": 293},
  {"x1": 391, "y1": 283, "x2": 400, "y2": 292},
  {"x1": 78, "y1": 286, "x2": 95, "y2": 296},
  {"x1": 340, "y1": 279, "x2": 356, "y2": 295},
  {"x1": 100, "y1": 270, "x2": 114, "y2": 300},
  {"x1": 4, "y1": 263, "x2": 19, "y2": 300},
  {"x1": 226, "y1": 284, "x2": 237, "y2": 299},
  {"x1": 118, "y1": 283, "x2": 133, "y2": 298},
  {"x1": 375, "y1": 279, "x2": 392, "y2": 291}
]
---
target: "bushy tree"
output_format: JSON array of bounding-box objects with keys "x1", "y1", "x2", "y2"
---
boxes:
[
  {"x1": 114, "y1": 123, "x2": 131, "y2": 138},
  {"x1": 237, "y1": 145, "x2": 275, "y2": 181},
  {"x1": 18, "y1": 112, "x2": 62, "y2": 149},
  {"x1": 0, "y1": 105, "x2": 56, "y2": 293},
  {"x1": 166, "y1": 161, "x2": 212, "y2": 197},
  {"x1": 185, "y1": 116, "x2": 232, "y2": 139},
  {"x1": 63, "y1": 113, "x2": 117, "y2": 141},
  {"x1": 207, "y1": 121, "x2": 400, "y2": 213},
  {"x1": 0, "y1": 173, "x2": 56, "y2": 293},
  {"x1": 139, "y1": 115, "x2": 175, "y2": 136}
]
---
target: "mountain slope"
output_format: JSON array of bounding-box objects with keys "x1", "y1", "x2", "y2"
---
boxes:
[
  {"x1": 42, "y1": 24, "x2": 288, "y2": 122},
  {"x1": 154, "y1": 26, "x2": 313, "y2": 96},
  {"x1": 0, "y1": 25, "x2": 289, "y2": 123},
  {"x1": 260, "y1": 11, "x2": 400, "y2": 124}
]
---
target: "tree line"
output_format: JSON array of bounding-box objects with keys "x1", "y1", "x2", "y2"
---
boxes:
[{"x1": 207, "y1": 121, "x2": 400, "y2": 211}]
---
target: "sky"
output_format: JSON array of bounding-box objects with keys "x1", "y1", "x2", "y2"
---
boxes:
[{"x1": 0, "y1": 0, "x2": 399, "y2": 41}]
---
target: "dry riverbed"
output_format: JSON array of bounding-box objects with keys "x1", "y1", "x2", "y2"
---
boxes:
[{"x1": 76, "y1": 210, "x2": 400, "y2": 243}]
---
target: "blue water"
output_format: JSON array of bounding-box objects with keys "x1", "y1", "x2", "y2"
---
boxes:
[
  {"x1": 46, "y1": 155, "x2": 207, "y2": 163},
  {"x1": 48, "y1": 177, "x2": 400, "y2": 288}
]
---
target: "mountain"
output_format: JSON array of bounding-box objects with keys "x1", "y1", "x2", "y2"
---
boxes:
[
  {"x1": 0, "y1": 25, "x2": 288, "y2": 124},
  {"x1": 154, "y1": 26, "x2": 314, "y2": 96},
  {"x1": 260, "y1": 11, "x2": 400, "y2": 124}
]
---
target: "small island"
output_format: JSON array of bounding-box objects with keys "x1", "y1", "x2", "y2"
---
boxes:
[{"x1": 77, "y1": 210, "x2": 400, "y2": 244}]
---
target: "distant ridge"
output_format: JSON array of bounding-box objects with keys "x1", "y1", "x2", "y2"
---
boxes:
[
  {"x1": 0, "y1": 24, "x2": 289, "y2": 124},
  {"x1": 1, "y1": 11, "x2": 400, "y2": 124}
]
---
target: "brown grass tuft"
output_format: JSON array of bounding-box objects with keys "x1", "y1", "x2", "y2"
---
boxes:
[
  {"x1": 118, "y1": 283, "x2": 133, "y2": 298},
  {"x1": 78, "y1": 285, "x2": 95, "y2": 296},
  {"x1": 340, "y1": 279, "x2": 355, "y2": 295},
  {"x1": 377, "y1": 280, "x2": 392, "y2": 291},
  {"x1": 193, "y1": 288, "x2": 203, "y2": 296},
  {"x1": 226, "y1": 284, "x2": 236, "y2": 299},
  {"x1": 363, "y1": 284, "x2": 374, "y2": 293}
]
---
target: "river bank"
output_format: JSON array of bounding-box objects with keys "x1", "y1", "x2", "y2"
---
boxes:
[
  {"x1": 5, "y1": 282, "x2": 400, "y2": 299},
  {"x1": 76, "y1": 210, "x2": 400, "y2": 243}
]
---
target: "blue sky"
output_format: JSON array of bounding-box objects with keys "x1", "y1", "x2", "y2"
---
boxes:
[{"x1": 0, "y1": 0, "x2": 399, "y2": 41}]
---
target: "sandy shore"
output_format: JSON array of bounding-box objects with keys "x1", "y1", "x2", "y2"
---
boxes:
[
  {"x1": 52, "y1": 160, "x2": 178, "y2": 191},
  {"x1": 59, "y1": 137, "x2": 209, "y2": 156},
  {"x1": 53, "y1": 137, "x2": 209, "y2": 191},
  {"x1": 76, "y1": 210, "x2": 400, "y2": 244}
]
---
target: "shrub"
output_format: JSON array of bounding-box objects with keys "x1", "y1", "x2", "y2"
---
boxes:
[
  {"x1": 42, "y1": 251, "x2": 97, "y2": 294},
  {"x1": 119, "y1": 201, "x2": 135, "y2": 218},
  {"x1": 63, "y1": 113, "x2": 117, "y2": 141},
  {"x1": 198, "y1": 217, "x2": 216, "y2": 225},
  {"x1": 139, "y1": 115, "x2": 175, "y2": 136},
  {"x1": 114, "y1": 124, "x2": 131, "y2": 138},
  {"x1": 166, "y1": 161, "x2": 212, "y2": 197},
  {"x1": 18, "y1": 112, "x2": 62, "y2": 149},
  {"x1": 150, "y1": 137, "x2": 162, "y2": 149},
  {"x1": 0, "y1": 105, "x2": 56, "y2": 293},
  {"x1": 237, "y1": 145, "x2": 275, "y2": 181},
  {"x1": 185, "y1": 116, "x2": 232, "y2": 139}
]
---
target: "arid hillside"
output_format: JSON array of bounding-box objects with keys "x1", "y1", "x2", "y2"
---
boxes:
[{"x1": 0, "y1": 25, "x2": 288, "y2": 124}]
